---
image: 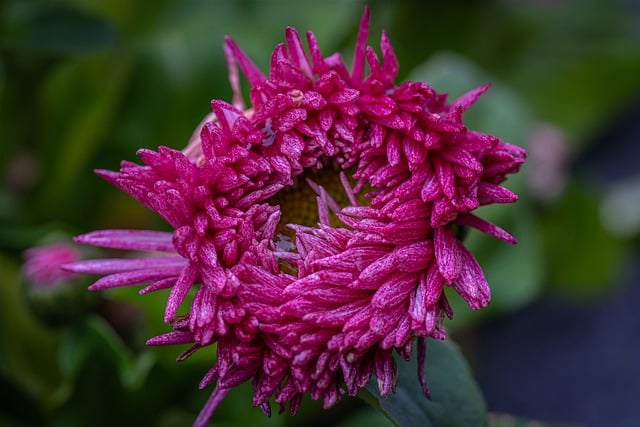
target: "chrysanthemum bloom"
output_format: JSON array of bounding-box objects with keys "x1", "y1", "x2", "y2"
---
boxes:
[
  {"x1": 22, "y1": 242, "x2": 99, "y2": 326},
  {"x1": 23, "y1": 243, "x2": 81, "y2": 288},
  {"x1": 64, "y1": 7, "x2": 525, "y2": 426}
]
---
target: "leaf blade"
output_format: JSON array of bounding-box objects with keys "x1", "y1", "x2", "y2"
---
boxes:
[{"x1": 364, "y1": 338, "x2": 487, "y2": 427}]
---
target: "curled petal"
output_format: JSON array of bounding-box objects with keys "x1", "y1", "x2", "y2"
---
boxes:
[
  {"x1": 434, "y1": 226, "x2": 460, "y2": 283},
  {"x1": 453, "y1": 242, "x2": 491, "y2": 309},
  {"x1": 164, "y1": 262, "x2": 200, "y2": 322}
]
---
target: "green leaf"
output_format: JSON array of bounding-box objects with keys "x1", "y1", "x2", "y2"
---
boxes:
[
  {"x1": 362, "y1": 339, "x2": 488, "y2": 427},
  {"x1": 337, "y1": 407, "x2": 394, "y2": 427}
]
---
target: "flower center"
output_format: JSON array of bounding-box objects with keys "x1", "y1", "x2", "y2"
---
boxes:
[{"x1": 271, "y1": 164, "x2": 353, "y2": 240}]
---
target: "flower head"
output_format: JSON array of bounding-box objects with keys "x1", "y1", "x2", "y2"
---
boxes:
[
  {"x1": 64, "y1": 7, "x2": 526, "y2": 426},
  {"x1": 23, "y1": 243, "x2": 81, "y2": 288},
  {"x1": 22, "y1": 241, "x2": 98, "y2": 326}
]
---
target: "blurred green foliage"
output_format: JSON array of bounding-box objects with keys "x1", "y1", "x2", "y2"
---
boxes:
[{"x1": 1, "y1": 0, "x2": 639, "y2": 426}]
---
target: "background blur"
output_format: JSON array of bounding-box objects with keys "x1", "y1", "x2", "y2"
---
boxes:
[{"x1": 1, "y1": 1, "x2": 640, "y2": 426}]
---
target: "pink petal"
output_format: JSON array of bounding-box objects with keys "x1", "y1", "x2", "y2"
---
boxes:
[
  {"x1": 453, "y1": 242, "x2": 491, "y2": 309},
  {"x1": 434, "y1": 157, "x2": 456, "y2": 199},
  {"x1": 88, "y1": 267, "x2": 181, "y2": 290},
  {"x1": 139, "y1": 277, "x2": 175, "y2": 295},
  {"x1": 164, "y1": 262, "x2": 199, "y2": 322},
  {"x1": 146, "y1": 331, "x2": 194, "y2": 346},
  {"x1": 451, "y1": 84, "x2": 490, "y2": 111},
  {"x1": 66, "y1": 256, "x2": 185, "y2": 274},
  {"x1": 223, "y1": 36, "x2": 266, "y2": 88},
  {"x1": 74, "y1": 229, "x2": 175, "y2": 252},
  {"x1": 434, "y1": 225, "x2": 460, "y2": 283},
  {"x1": 380, "y1": 30, "x2": 399, "y2": 83},
  {"x1": 193, "y1": 387, "x2": 232, "y2": 427},
  {"x1": 457, "y1": 212, "x2": 517, "y2": 244},
  {"x1": 478, "y1": 182, "x2": 518, "y2": 205},
  {"x1": 371, "y1": 273, "x2": 416, "y2": 308},
  {"x1": 394, "y1": 241, "x2": 434, "y2": 273},
  {"x1": 374, "y1": 350, "x2": 397, "y2": 397},
  {"x1": 417, "y1": 337, "x2": 431, "y2": 398},
  {"x1": 351, "y1": 6, "x2": 370, "y2": 84},
  {"x1": 285, "y1": 27, "x2": 313, "y2": 79}
]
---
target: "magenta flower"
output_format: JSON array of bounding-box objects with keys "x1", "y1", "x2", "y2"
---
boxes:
[
  {"x1": 23, "y1": 243, "x2": 82, "y2": 288},
  {"x1": 64, "y1": 7, "x2": 526, "y2": 426}
]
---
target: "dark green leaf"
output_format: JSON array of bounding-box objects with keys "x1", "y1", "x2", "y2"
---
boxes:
[
  {"x1": 337, "y1": 407, "x2": 393, "y2": 427},
  {"x1": 362, "y1": 339, "x2": 487, "y2": 427}
]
